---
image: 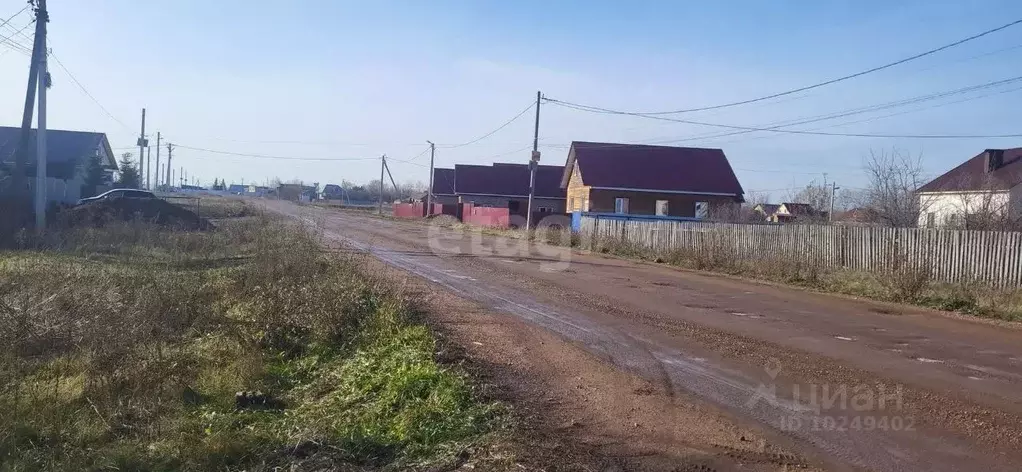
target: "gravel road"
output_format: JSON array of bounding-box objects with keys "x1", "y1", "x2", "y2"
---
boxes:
[{"x1": 270, "y1": 201, "x2": 1022, "y2": 472}]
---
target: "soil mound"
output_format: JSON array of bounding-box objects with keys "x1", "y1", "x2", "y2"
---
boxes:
[{"x1": 60, "y1": 198, "x2": 212, "y2": 230}]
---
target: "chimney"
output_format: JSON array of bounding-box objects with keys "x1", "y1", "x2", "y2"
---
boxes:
[{"x1": 985, "y1": 149, "x2": 1005, "y2": 173}]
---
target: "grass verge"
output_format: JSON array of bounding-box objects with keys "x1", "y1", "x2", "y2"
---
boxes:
[
  {"x1": 0, "y1": 214, "x2": 501, "y2": 471},
  {"x1": 584, "y1": 235, "x2": 1022, "y2": 322}
]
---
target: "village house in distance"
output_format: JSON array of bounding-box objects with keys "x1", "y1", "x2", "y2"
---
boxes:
[
  {"x1": 916, "y1": 148, "x2": 1022, "y2": 228},
  {"x1": 561, "y1": 141, "x2": 745, "y2": 218}
]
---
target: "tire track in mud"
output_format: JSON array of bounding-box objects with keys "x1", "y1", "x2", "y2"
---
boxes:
[{"x1": 283, "y1": 204, "x2": 1015, "y2": 472}]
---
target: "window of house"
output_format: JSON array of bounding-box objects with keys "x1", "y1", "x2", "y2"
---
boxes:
[
  {"x1": 568, "y1": 197, "x2": 575, "y2": 211},
  {"x1": 655, "y1": 200, "x2": 669, "y2": 216},
  {"x1": 695, "y1": 201, "x2": 708, "y2": 219},
  {"x1": 538, "y1": 207, "x2": 553, "y2": 213},
  {"x1": 926, "y1": 212, "x2": 936, "y2": 228},
  {"x1": 582, "y1": 198, "x2": 589, "y2": 212},
  {"x1": 614, "y1": 197, "x2": 629, "y2": 214}
]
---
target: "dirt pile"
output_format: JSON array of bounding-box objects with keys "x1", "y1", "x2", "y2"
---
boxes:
[{"x1": 60, "y1": 198, "x2": 212, "y2": 230}]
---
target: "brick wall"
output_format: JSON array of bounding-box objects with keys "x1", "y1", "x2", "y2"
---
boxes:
[
  {"x1": 458, "y1": 194, "x2": 565, "y2": 216},
  {"x1": 588, "y1": 189, "x2": 738, "y2": 217}
]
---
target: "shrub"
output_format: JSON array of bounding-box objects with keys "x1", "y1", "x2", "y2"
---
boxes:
[{"x1": 0, "y1": 216, "x2": 495, "y2": 470}]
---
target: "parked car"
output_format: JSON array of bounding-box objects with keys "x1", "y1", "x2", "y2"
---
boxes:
[{"x1": 77, "y1": 189, "x2": 156, "y2": 205}]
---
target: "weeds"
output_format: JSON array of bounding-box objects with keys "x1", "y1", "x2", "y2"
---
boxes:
[
  {"x1": 584, "y1": 233, "x2": 1022, "y2": 322},
  {"x1": 0, "y1": 213, "x2": 497, "y2": 470}
]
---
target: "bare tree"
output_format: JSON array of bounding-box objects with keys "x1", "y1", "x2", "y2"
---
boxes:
[
  {"x1": 862, "y1": 148, "x2": 928, "y2": 227},
  {"x1": 788, "y1": 180, "x2": 830, "y2": 211}
]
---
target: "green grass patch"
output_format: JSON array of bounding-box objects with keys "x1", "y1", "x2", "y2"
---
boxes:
[{"x1": 0, "y1": 215, "x2": 499, "y2": 470}]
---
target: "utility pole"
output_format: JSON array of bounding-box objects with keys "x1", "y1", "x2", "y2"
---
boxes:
[
  {"x1": 154, "y1": 132, "x2": 161, "y2": 190},
  {"x1": 180, "y1": 167, "x2": 184, "y2": 187},
  {"x1": 137, "y1": 108, "x2": 147, "y2": 189},
  {"x1": 33, "y1": 0, "x2": 48, "y2": 230},
  {"x1": 525, "y1": 90, "x2": 542, "y2": 230},
  {"x1": 829, "y1": 182, "x2": 840, "y2": 223},
  {"x1": 383, "y1": 157, "x2": 399, "y2": 199},
  {"x1": 165, "y1": 143, "x2": 174, "y2": 187},
  {"x1": 12, "y1": 0, "x2": 47, "y2": 196},
  {"x1": 145, "y1": 145, "x2": 152, "y2": 190},
  {"x1": 378, "y1": 154, "x2": 385, "y2": 215},
  {"x1": 426, "y1": 141, "x2": 435, "y2": 216}
]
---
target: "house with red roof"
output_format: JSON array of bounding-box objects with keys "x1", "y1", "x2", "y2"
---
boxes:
[
  {"x1": 916, "y1": 148, "x2": 1022, "y2": 228},
  {"x1": 560, "y1": 141, "x2": 744, "y2": 218},
  {"x1": 427, "y1": 163, "x2": 566, "y2": 216}
]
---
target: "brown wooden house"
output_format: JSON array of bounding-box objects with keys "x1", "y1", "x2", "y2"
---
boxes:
[{"x1": 560, "y1": 141, "x2": 744, "y2": 218}]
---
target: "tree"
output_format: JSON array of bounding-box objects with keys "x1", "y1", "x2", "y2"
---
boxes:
[
  {"x1": 785, "y1": 180, "x2": 831, "y2": 223},
  {"x1": 82, "y1": 152, "x2": 106, "y2": 198},
  {"x1": 116, "y1": 152, "x2": 140, "y2": 189},
  {"x1": 861, "y1": 148, "x2": 928, "y2": 227},
  {"x1": 789, "y1": 180, "x2": 830, "y2": 212}
]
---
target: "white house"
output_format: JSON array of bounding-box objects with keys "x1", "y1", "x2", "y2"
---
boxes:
[
  {"x1": 916, "y1": 148, "x2": 1022, "y2": 228},
  {"x1": 0, "y1": 127, "x2": 117, "y2": 204}
]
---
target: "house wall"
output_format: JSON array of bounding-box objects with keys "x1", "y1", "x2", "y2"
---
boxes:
[
  {"x1": 431, "y1": 194, "x2": 459, "y2": 205},
  {"x1": 588, "y1": 189, "x2": 737, "y2": 218},
  {"x1": 565, "y1": 163, "x2": 591, "y2": 212},
  {"x1": 26, "y1": 176, "x2": 81, "y2": 205},
  {"x1": 457, "y1": 194, "x2": 565, "y2": 215},
  {"x1": 918, "y1": 191, "x2": 1013, "y2": 227}
]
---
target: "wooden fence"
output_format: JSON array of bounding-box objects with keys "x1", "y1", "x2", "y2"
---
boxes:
[{"x1": 578, "y1": 215, "x2": 1022, "y2": 287}]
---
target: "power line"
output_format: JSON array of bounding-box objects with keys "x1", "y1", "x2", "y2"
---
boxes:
[
  {"x1": 403, "y1": 146, "x2": 431, "y2": 162},
  {"x1": 707, "y1": 82, "x2": 1021, "y2": 146},
  {"x1": 577, "y1": 18, "x2": 1022, "y2": 115},
  {"x1": 545, "y1": 98, "x2": 1022, "y2": 139},
  {"x1": 655, "y1": 74, "x2": 1022, "y2": 144},
  {"x1": 0, "y1": 6, "x2": 31, "y2": 55},
  {"x1": 436, "y1": 101, "x2": 535, "y2": 148},
  {"x1": 48, "y1": 51, "x2": 134, "y2": 132},
  {"x1": 386, "y1": 157, "x2": 429, "y2": 168},
  {"x1": 173, "y1": 144, "x2": 379, "y2": 162}
]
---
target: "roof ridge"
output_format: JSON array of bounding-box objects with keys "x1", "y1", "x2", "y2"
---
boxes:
[{"x1": 571, "y1": 140, "x2": 723, "y2": 152}]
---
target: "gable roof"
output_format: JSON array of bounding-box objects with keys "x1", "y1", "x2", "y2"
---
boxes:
[
  {"x1": 0, "y1": 127, "x2": 116, "y2": 168},
  {"x1": 561, "y1": 141, "x2": 744, "y2": 197},
  {"x1": 917, "y1": 148, "x2": 1022, "y2": 193},
  {"x1": 754, "y1": 203, "x2": 781, "y2": 215},
  {"x1": 454, "y1": 163, "x2": 564, "y2": 198},
  {"x1": 779, "y1": 202, "x2": 818, "y2": 215},
  {"x1": 432, "y1": 167, "x2": 456, "y2": 195}
]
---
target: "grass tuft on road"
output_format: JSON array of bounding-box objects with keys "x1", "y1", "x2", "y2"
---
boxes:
[{"x1": 0, "y1": 212, "x2": 500, "y2": 470}]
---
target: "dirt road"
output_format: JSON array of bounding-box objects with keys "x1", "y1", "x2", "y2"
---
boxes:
[{"x1": 271, "y1": 201, "x2": 1022, "y2": 471}]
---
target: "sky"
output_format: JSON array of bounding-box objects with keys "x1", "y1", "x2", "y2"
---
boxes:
[{"x1": 1, "y1": 0, "x2": 1021, "y2": 200}]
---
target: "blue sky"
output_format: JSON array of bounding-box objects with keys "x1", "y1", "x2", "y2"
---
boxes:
[{"x1": 1, "y1": 0, "x2": 1021, "y2": 199}]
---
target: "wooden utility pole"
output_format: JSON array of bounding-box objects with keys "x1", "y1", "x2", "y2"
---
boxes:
[
  {"x1": 11, "y1": 0, "x2": 48, "y2": 196},
  {"x1": 137, "y1": 108, "x2": 147, "y2": 189},
  {"x1": 525, "y1": 91, "x2": 542, "y2": 229},
  {"x1": 34, "y1": 0, "x2": 48, "y2": 229},
  {"x1": 154, "y1": 132, "x2": 161, "y2": 190},
  {"x1": 378, "y1": 154, "x2": 385, "y2": 215},
  {"x1": 145, "y1": 145, "x2": 152, "y2": 190},
  {"x1": 426, "y1": 141, "x2": 435, "y2": 216}
]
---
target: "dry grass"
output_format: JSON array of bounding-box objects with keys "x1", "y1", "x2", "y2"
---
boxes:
[
  {"x1": 581, "y1": 233, "x2": 1022, "y2": 322},
  {"x1": 0, "y1": 212, "x2": 500, "y2": 470}
]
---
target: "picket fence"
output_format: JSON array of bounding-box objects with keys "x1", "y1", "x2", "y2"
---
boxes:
[{"x1": 577, "y1": 216, "x2": 1022, "y2": 287}]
